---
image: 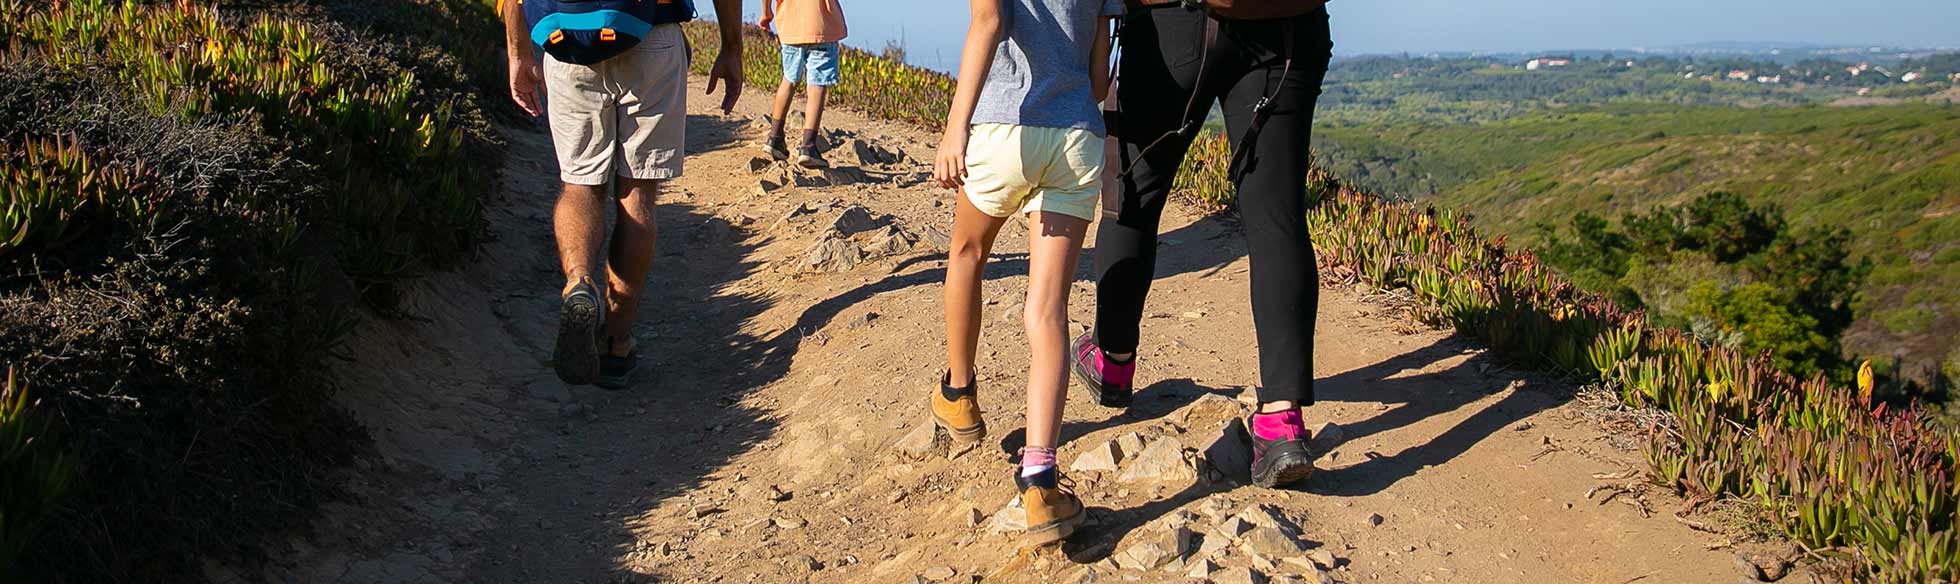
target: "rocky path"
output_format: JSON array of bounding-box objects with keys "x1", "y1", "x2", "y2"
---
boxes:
[{"x1": 257, "y1": 77, "x2": 1788, "y2": 583}]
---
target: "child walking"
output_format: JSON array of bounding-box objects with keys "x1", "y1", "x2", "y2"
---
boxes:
[
  {"x1": 931, "y1": 0, "x2": 1121, "y2": 547},
  {"x1": 759, "y1": 0, "x2": 846, "y2": 168}
]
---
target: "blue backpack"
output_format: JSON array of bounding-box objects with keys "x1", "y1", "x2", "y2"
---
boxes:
[{"x1": 521, "y1": 0, "x2": 696, "y2": 65}]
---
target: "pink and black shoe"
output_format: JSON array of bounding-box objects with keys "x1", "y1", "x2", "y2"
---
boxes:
[
  {"x1": 1248, "y1": 410, "x2": 1316, "y2": 488},
  {"x1": 1070, "y1": 332, "x2": 1136, "y2": 408}
]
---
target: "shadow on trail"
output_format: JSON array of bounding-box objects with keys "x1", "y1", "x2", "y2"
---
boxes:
[{"x1": 463, "y1": 115, "x2": 785, "y2": 581}]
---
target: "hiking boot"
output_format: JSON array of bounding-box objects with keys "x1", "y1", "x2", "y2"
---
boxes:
[
  {"x1": 930, "y1": 372, "x2": 986, "y2": 442},
  {"x1": 1016, "y1": 467, "x2": 1087, "y2": 546},
  {"x1": 1070, "y1": 332, "x2": 1135, "y2": 408},
  {"x1": 595, "y1": 337, "x2": 641, "y2": 390},
  {"x1": 553, "y1": 279, "x2": 603, "y2": 386},
  {"x1": 763, "y1": 135, "x2": 790, "y2": 161},
  {"x1": 795, "y1": 145, "x2": 830, "y2": 169},
  {"x1": 1248, "y1": 412, "x2": 1316, "y2": 488}
]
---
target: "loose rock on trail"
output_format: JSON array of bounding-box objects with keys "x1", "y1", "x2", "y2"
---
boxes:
[{"x1": 257, "y1": 76, "x2": 1799, "y2": 583}]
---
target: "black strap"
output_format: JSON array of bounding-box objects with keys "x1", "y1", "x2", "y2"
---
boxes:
[
  {"x1": 1117, "y1": 15, "x2": 1219, "y2": 180},
  {"x1": 1225, "y1": 19, "x2": 1296, "y2": 184}
]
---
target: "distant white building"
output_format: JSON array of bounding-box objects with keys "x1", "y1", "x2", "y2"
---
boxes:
[
  {"x1": 1525, "y1": 57, "x2": 1572, "y2": 71},
  {"x1": 1901, "y1": 71, "x2": 1922, "y2": 83},
  {"x1": 1757, "y1": 75, "x2": 1782, "y2": 84},
  {"x1": 1727, "y1": 70, "x2": 1753, "y2": 81}
]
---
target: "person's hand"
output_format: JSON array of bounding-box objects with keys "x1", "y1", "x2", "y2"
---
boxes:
[
  {"x1": 757, "y1": 16, "x2": 774, "y2": 35},
  {"x1": 508, "y1": 55, "x2": 543, "y2": 117},
  {"x1": 935, "y1": 128, "x2": 970, "y2": 189},
  {"x1": 706, "y1": 48, "x2": 744, "y2": 115}
]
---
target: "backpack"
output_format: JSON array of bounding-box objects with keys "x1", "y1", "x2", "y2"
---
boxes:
[
  {"x1": 1125, "y1": 0, "x2": 1323, "y2": 20},
  {"x1": 521, "y1": 0, "x2": 697, "y2": 65}
]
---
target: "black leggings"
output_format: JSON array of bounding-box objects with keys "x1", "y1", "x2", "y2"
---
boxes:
[{"x1": 1094, "y1": 7, "x2": 1332, "y2": 405}]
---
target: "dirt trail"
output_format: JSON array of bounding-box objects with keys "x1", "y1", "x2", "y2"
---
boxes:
[{"x1": 260, "y1": 77, "x2": 1766, "y2": 583}]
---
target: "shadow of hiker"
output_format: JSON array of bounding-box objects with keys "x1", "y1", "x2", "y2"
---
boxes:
[
  {"x1": 995, "y1": 378, "x2": 1239, "y2": 459},
  {"x1": 1297, "y1": 336, "x2": 1568, "y2": 497}
]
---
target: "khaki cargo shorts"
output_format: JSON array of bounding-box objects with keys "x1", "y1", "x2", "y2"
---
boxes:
[
  {"x1": 962, "y1": 123, "x2": 1104, "y2": 221},
  {"x1": 543, "y1": 24, "x2": 687, "y2": 185}
]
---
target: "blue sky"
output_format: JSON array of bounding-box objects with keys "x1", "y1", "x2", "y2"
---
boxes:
[{"x1": 704, "y1": 0, "x2": 1958, "y2": 71}]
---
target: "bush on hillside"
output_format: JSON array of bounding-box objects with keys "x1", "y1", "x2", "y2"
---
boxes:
[{"x1": 0, "y1": 0, "x2": 503, "y2": 579}]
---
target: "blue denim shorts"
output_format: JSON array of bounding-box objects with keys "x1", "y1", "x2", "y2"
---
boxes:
[{"x1": 780, "y1": 42, "x2": 840, "y2": 86}]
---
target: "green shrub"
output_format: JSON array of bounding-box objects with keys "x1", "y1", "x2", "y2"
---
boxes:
[{"x1": 0, "y1": 368, "x2": 73, "y2": 577}]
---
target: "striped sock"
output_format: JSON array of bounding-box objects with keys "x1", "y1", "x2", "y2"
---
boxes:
[{"x1": 1019, "y1": 446, "x2": 1057, "y2": 477}]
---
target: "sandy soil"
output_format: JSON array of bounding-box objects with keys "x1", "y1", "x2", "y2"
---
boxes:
[{"x1": 252, "y1": 76, "x2": 1798, "y2": 584}]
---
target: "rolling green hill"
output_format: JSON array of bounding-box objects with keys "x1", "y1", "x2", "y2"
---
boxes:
[{"x1": 1313, "y1": 104, "x2": 1960, "y2": 382}]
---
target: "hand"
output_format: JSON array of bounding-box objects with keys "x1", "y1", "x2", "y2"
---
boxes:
[
  {"x1": 706, "y1": 48, "x2": 744, "y2": 115},
  {"x1": 508, "y1": 55, "x2": 543, "y2": 117},
  {"x1": 934, "y1": 128, "x2": 970, "y2": 190},
  {"x1": 757, "y1": 16, "x2": 774, "y2": 35}
]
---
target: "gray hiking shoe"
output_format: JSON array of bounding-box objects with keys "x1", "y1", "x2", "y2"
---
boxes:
[{"x1": 553, "y1": 280, "x2": 602, "y2": 385}]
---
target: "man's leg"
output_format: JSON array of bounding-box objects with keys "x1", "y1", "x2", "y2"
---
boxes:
[
  {"x1": 604, "y1": 177, "x2": 659, "y2": 355},
  {"x1": 801, "y1": 84, "x2": 830, "y2": 141},
  {"x1": 556, "y1": 183, "x2": 610, "y2": 290}
]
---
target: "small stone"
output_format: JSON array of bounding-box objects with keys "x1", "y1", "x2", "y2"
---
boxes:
[
  {"x1": 1115, "y1": 433, "x2": 1146, "y2": 458},
  {"x1": 921, "y1": 226, "x2": 952, "y2": 251},
  {"x1": 805, "y1": 235, "x2": 862, "y2": 273},
  {"x1": 831, "y1": 205, "x2": 880, "y2": 235},
  {"x1": 1116, "y1": 437, "x2": 1197, "y2": 485},
  {"x1": 1212, "y1": 567, "x2": 1267, "y2": 584},
  {"x1": 1308, "y1": 549, "x2": 1339, "y2": 569},
  {"x1": 921, "y1": 566, "x2": 957, "y2": 581},
  {"x1": 1217, "y1": 516, "x2": 1253, "y2": 538},
  {"x1": 1072, "y1": 440, "x2": 1126, "y2": 473},
  {"x1": 773, "y1": 516, "x2": 805, "y2": 529},
  {"x1": 1309, "y1": 422, "x2": 1346, "y2": 455},
  {"x1": 1186, "y1": 559, "x2": 1219, "y2": 579},
  {"x1": 692, "y1": 504, "x2": 724, "y2": 518},
  {"x1": 1198, "y1": 530, "x2": 1232, "y2": 558},
  {"x1": 845, "y1": 312, "x2": 880, "y2": 330},
  {"x1": 1734, "y1": 554, "x2": 1767, "y2": 582},
  {"x1": 1365, "y1": 513, "x2": 1384, "y2": 527},
  {"x1": 987, "y1": 497, "x2": 1027, "y2": 534},
  {"x1": 1241, "y1": 526, "x2": 1304, "y2": 559},
  {"x1": 791, "y1": 170, "x2": 832, "y2": 188},
  {"x1": 1121, "y1": 541, "x2": 1173, "y2": 569},
  {"x1": 791, "y1": 554, "x2": 822, "y2": 571},
  {"x1": 964, "y1": 507, "x2": 985, "y2": 527},
  {"x1": 863, "y1": 225, "x2": 917, "y2": 257},
  {"x1": 998, "y1": 302, "x2": 1025, "y2": 324},
  {"x1": 748, "y1": 156, "x2": 773, "y2": 172},
  {"x1": 1181, "y1": 311, "x2": 1205, "y2": 319},
  {"x1": 897, "y1": 422, "x2": 940, "y2": 459},
  {"x1": 1202, "y1": 417, "x2": 1255, "y2": 484}
]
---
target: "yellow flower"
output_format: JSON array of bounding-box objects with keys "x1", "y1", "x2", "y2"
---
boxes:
[{"x1": 1856, "y1": 360, "x2": 1874, "y2": 403}]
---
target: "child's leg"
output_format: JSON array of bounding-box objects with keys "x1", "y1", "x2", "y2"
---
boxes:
[
  {"x1": 802, "y1": 84, "x2": 829, "y2": 138},
  {"x1": 944, "y1": 193, "x2": 1010, "y2": 386},
  {"x1": 769, "y1": 79, "x2": 797, "y2": 141},
  {"x1": 1021, "y1": 210, "x2": 1091, "y2": 453}
]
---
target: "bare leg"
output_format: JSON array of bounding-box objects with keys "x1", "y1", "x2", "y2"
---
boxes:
[
  {"x1": 603, "y1": 177, "x2": 659, "y2": 356},
  {"x1": 802, "y1": 84, "x2": 830, "y2": 136},
  {"x1": 770, "y1": 80, "x2": 797, "y2": 139},
  {"x1": 944, "y1": 193, "x2": 1009, "y2": 386},
  {"x1": 556, "y1": 182, "x2": 609, "y2": 293},
  {"x1": 1022, "y1": 210, "x2": 1090, "y2": 450}
]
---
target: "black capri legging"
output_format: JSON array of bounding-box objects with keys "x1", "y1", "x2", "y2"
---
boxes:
[{"x1": 1094, "y1": 6, "x2": 1333, "y2": 405}]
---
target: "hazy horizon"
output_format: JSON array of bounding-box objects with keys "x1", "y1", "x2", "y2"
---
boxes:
[{"x1": 702, "y1": 0, "x2": 1958, "y2": 72}]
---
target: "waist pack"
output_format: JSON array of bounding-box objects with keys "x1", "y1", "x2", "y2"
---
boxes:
[
  {"x1": 522, "y1": 0, "x2": 696, "y2": 65},
  {"x1": 1125, "y1": 0, "x2": 1324, "y2": 20}
]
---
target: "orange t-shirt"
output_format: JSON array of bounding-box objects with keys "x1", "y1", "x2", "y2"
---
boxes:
[{"x1": 769, "y1": 0, "x2": 848, "y2": 45}]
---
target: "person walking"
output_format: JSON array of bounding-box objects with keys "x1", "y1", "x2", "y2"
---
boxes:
[
  {"x1": 1071, "y1": 0, "x2": 1334, "y2": 488},
  {"x1": 930, "y1": 0, "x2": 1121, "y2": 546},
  {"x1": 760, "y1": 0, "x2": 848, "y2": 168},
  {"x1": 502, "y1": 0, "x2": 745, "y2": 389}
]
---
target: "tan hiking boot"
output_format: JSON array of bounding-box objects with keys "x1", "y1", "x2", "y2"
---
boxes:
[
  {"x1": 930, "y1": 372, "x2": 986, "y2": 442},
  {"x1": 1017, "y1": 467, "x2": 1087, "y2": 546}
]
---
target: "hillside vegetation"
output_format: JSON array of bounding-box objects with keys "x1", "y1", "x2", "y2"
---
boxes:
[
  {"x1": 0, "y1": 0, "x2": 502, "y2": 579},
  {"x1": 1313, "y1": 104, "x2": 1960, "y2": 389}
]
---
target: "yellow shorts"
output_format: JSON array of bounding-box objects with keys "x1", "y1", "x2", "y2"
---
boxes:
[{"x1": 962, "y1": 123, "x2": 1103, "y2": 221}]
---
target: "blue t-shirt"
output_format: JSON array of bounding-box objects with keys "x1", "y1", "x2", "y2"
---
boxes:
[{"x1": 970, "y1": 0, "x2": 1126, "y2": 136}]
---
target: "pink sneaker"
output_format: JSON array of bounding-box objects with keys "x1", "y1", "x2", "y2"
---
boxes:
[{"x1": 1070, "y1": 332, "x2": 1136, "y2": 408}]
